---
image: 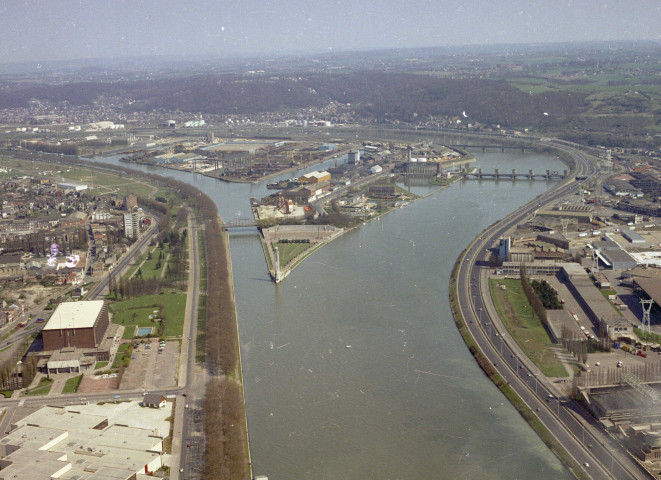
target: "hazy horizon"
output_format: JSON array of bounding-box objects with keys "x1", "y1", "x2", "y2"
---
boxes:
[{"x1": 1, "y1": 0, "x2": 660, "y2": 65}]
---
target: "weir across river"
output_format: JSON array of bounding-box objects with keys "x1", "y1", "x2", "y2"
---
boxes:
[{"x1": 460, "y1": 167, "x2": 568, "y2": 180}]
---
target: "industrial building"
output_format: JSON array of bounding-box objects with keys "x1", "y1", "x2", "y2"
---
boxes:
[
  {"x1": 598, "y1": 249, "x2": 638, "y2": 270},
  {"x1": 42, "y1": 301, "x2": 109, "y2": 351},
  {"x1": 57, "y1": 182, "x2": 88, "y2": 192},
  {"x1": 398, "y1": 161, "x2": 442, "y2": 176},
  {"x1": 537, "y1": 232, "x2": 570, "y2": 250},
  {"x1": 0, "y1": 401, "x2": 171, "y2": 479},
  {"x1": 298, "y1": 170, "x2": 330, "y2": 184},
  {"x1": 500, "y1": 260, "x2": 565, "y2": 276},
  {"x1": 599, "y1": 316, "x2": 634, "y2": 339},
  {"x1": 622, "y1": 229, "x2": 646, "y2": 244},
  {"x1": 347, "y1": 150, "x2": 361, "y2": 164},
  {"x1": 282, "y1": 181, "x2": 330, "y2": 202},
  {"x1": 368, "y1": 185, "x2": 396, "y2": 197},
  {"x1": 561, "y1": 264, "x2": 619, "y2": 326},
  {"x1": 535, "y1": 203, "x2": 594, "y2": 223},
  {"x1": 632, "y1": 272, "x2": 661, "y2": 325}
]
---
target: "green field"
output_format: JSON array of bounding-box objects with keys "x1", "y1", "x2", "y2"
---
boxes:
[
  {"x1": 124, "y1": 243, "x2": 172, "y2": 280},
  {"x1": 273, "y1": 242, "x2": 313, "y2": 267},
  {"x1": 94, "y1": 361, "x2": 108, "y2": 370},
  {"x1": 0, "y1": 157, "x2": 155, "y2": 196},
  {"x1": 109, "y1": 293, "x2": 186, "y2": 337},
  {"x1": 62, "y1": 375, "x2": 83, "y2": 394},
  {"x1": 26, "y1": 377, "x2": 54, "y2": 396},
  {"x1": 489, "y1": 279, "x2": 568, "y2": 377}
]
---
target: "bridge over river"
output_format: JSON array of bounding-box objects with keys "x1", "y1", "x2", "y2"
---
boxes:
[
  {"x1": 460, "y1": 167, "x2": 568, "y2": 181},
  {"x1": 221, "y1": 217, "x2": 259, "y2": 230}
]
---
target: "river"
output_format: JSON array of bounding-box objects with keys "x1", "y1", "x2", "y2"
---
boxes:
[{"x1": 91, "y1": 151, "x2": 573, "y2": 480}]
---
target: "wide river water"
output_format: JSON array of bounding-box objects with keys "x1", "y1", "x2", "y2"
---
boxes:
[{"x1": 93, "y1": 151, "x2": 573, "y2": 480}]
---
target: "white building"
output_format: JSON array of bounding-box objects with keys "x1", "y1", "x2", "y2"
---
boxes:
[
  {"x1": 58, "y1": 182, "x2": 88, "y2": 191},
  {"x1": 123, "y1": 212, "x2": 139, "y2": 239},
  {"x1": 0, "y1": 401, "x2": 172, "y2": 479}
]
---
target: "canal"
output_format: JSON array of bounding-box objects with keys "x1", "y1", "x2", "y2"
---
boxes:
[{"x1": 93, "y1": 151, "x2": 573, "y2": 479}]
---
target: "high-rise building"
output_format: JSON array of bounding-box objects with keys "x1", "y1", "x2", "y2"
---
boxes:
[
  {"x1": 498, "y1": 237, "x2": 511, "y2": 264},
  {"x1": 124, "y1": 213, "x2": 139, "y2": 239}
]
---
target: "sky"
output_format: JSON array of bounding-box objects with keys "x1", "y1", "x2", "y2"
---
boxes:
[{"x1": 1, "y1": 0, "x2": 660, "y2": 64}]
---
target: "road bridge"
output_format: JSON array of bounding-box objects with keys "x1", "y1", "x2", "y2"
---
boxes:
[{"x1": 221, "y1": 217, "x2": 259, "y2": 229}]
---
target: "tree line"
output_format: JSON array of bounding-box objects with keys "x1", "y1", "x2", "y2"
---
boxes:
[
  {"x1": 519, "y1": 266, "x2": 550, "y2": 332},
  {"x1": 530, "y1": 279, "x2": 562, "y2": 310}
]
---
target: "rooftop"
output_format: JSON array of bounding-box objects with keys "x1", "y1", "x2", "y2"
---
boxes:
[
  {"x1": 2, "y1": 401, "x2": 172, "y2": 480},
  {"x1": 43, "y1": 300, "x2": 105, "y2": 330}
]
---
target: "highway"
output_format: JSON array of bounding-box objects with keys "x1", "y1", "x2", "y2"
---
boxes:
[{"x1": 455, "y1": 141, "x2": 651, "y2": 480}]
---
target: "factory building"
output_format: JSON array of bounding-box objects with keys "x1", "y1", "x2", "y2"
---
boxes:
[
  {"x1": 0, "y1": 401, "x2": 171, "y2": 479},
  {"x1": 400, "y1": 161, "x2": 442, "y2": 176},
  {"x1": 57, "y1": 182, "x2": 88, "y2": 192},
  {"x1": 347, "y1": 150, "x2": 361, "y2": 164},
  {"x1": 537, "y1": 232, "x2": 569, "y2": 250},
  {"x1": 368, "y1": 185, "x2": 396, "y2": 197},
  {"x1": 298, "y1": 170, "x2": 331, "y2": 184},
  {"x1": 42, "y1": 301, "x2": 109, "y2": 351},
  {"x1": 598, "y1": 249, "x2": 638, "y2": 270},
  {"x1": 500, "y1": 261, "x2": 565, "y2": 276},
  {"x1": 599, "y1": 316, "x2": 633, "y2": 339},
  {"x1": 282, "y1": 181, "x2": 330, "y2": 202},
  {"x1": 561, "y1": 264, "x2": 617, "y2": 326},
  {"x1": 622, "y1": 229, "x2": 646, "y2": 244},
  {"x1": 536, "y1": 204, "x2": 594, "y2": 223}
]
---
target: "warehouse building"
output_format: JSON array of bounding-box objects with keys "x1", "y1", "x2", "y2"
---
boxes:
[
  {"x1": 298, "y1": 170, "x2": 331, "y2": 184},
  {"x1": 0, "y1": 401, "x2": 171, "y2": 479},
  {"x1": 500, "y1": 260, "x2": 565, "y2": 276},
  {"x1": 561, "y1": 264, "x2": 617, "y2": 326},
  {"x1": 599, "y1": 316, "x2": 633, "y2": 339},
  {"x1": 42, "y1": 301, "x2": 109, "y2": 351},
  {"x1": 622, "y1": 229, "x2": 646, "y2": 244}
]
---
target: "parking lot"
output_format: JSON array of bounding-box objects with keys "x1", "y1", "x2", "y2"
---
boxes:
[{"x1": 119, "y1": 339, "x2": 180, "y2": 391}]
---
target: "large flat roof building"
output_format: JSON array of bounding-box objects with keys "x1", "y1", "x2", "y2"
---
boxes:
[
  {"x1": 42, "y1": 301, "x2": 109, "y2": 351},
  {"x1": 622, "y1": 229, "x2": 646, "y2": 244},
  {"x1": 0, "y1": 401, "x2": 171, "y2": 479},
  {"x1": 561, "y1": 264, "x2": 620, "y2": 326}
]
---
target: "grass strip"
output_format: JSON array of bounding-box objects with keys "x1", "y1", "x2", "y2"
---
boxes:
[
  {"x1": 62, "y1": 375, "x2": 83, "y2": 394},
  {"x1": 25, "y1": 377, "x2": 54, "y2": 396},
  {"x1": 489, "y1": 278, "x2": 568, "y2": 377}
]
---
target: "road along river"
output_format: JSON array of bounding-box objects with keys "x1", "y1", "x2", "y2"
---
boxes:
[{"x1": 93, "y1": 151, "x2": 573, "y2": 479}]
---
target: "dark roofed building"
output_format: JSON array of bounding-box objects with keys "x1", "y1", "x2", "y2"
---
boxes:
[{"x1": 143, "y1": 393, "x2": 167, "y2": 408}]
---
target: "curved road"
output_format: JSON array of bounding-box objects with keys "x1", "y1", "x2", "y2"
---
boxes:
[{"x1": 455, "y1": 141, "x2": 650, "y2": 480}]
